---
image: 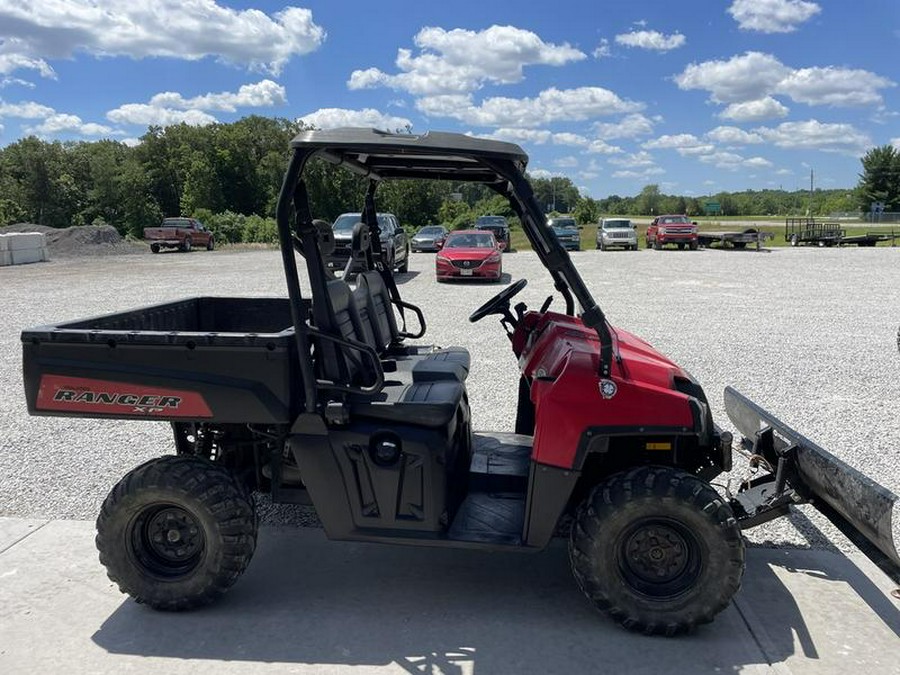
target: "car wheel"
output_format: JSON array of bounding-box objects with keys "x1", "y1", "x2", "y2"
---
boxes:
[
  {"x1": 653, "y1": 240, "x2": 662, "y2": 251},
  {"x1": 569, "y1": 465, "x2": 744, "y2": 636},
  {"x1": 150, "y1": 243, "x2": 160, "y2": 254},
  {"x1": 398, "y1": 246, "x2": 409, "y2": 273},
  {"x1": 689, "y1": 242, "x2": 698, "y2": 251},
  {"x1": 789, "y1": 234, "x2": 800, "y2": 247},
  {"x1": 182, "y1": 238, "x2": 192, "y2": 253},
  {"x1": 96, "y1": 455, "x2": 257, "y2": 611},
  {"x1": 206, "y1": 238, "x2": 214, "y2": 251}
]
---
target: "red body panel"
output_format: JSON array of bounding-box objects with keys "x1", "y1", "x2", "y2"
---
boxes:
[
  {"x1": 514, "y1": 312, "x2": 696, "y2": 469},
  {"x1": 36, "y1": 375, "x2": 213, "y2": 418}
]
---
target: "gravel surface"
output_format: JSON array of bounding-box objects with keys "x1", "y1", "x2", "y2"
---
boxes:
[{"x1": 1, "y1": 245, "x2": 898, "y2": 556}]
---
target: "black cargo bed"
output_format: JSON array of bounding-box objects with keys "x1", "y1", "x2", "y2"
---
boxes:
[{"x1": 22, "y1": 297, "x2": 303, "y2": 424}]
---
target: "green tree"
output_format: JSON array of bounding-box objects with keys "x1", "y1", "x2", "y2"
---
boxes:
[{"x1": 856, "y1": 145, "x2": 900, "y2": 213}]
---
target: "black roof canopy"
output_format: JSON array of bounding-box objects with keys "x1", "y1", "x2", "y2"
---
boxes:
[{"x1": 289, "y1": 127, "x2": 529, "y2": 182}]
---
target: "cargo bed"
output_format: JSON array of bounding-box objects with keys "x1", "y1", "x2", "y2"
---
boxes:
[{"x1": 22, "y1": 297, "x2": 302, "y2": 424}]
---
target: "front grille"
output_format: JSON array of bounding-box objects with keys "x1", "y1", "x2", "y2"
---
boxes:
[
  {"x1": 451, "y1": 259, "x2": 483, "y2": 269},
  {"x1": 607, "y1": 232, "x2": 633, "y2": 239}
]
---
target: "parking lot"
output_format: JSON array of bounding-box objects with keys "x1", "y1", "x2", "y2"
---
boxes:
[{"x1": 1, "y1": 244, "x2": 898, "y2": 551}]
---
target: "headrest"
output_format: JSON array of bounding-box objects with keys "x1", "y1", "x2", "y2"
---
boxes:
[
  {"x1": 350, "y1": 222, "x2": 370, "y2": 260},
  {"x1": 312, "y1": 219, "x2": 335, "y2": 256}
]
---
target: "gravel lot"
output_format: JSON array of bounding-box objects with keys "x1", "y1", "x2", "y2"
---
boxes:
[{"x1": 1, "y1": 245, "x2": 898, "y2": 555}]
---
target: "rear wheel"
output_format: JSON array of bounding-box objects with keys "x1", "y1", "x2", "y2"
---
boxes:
[
  {"x1": 150, "y1": 243, "x2": 160, "y2": 254},
  {"x1": 206, "y1": 237, "x2": 214, "y2": 251},
  {"x1": 96, "y1": 455, "x2": 257, "y2": 611},
  {"x1": 569, "y1": 465, "x2": 744, "y2": 636}
]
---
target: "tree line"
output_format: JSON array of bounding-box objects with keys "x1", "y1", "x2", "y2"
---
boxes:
[{"x1": 0, "y1": 116, "x2": 893, "y2": 245}]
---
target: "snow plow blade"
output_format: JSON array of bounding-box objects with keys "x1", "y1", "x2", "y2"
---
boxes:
[{"x1": 724, "y1": 386, "x2": 900, "y2": 585}]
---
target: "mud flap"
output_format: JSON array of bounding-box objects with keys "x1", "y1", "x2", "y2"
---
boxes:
[{"x1": 724, "y1": 386, "x2": 900, "y2": 585}]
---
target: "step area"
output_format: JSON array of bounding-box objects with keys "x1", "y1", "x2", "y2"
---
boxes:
[{"x1": 448, "y1": 432, "x2": 533, "y2": 546}]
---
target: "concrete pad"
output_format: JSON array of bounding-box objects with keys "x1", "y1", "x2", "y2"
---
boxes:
[
  {"x1": 0, "y1": 518, "x2": 48, "y2": 552},
  {"x1": 735, "y1": 548, "x2": 900, "y2": 674},
  {"x1": 1, "y1": 521, "x2": 771, "y2": 675}
]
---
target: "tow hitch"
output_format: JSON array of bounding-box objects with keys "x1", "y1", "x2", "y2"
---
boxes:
[{"x1": 725, "y1": 387, "x2": 900, "y2": 586}]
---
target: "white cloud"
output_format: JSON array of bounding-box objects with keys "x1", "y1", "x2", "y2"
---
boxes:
[
  {"x1": 554, "y1": 156, "x2": 579, "y2": 168},
  {"x1": 529, "y1": 169, "x2": 553, "y2": 179},
  {"x1": 612, "y1": 167, "x2": 665, "y2": 179},
  {"x1": 0, "y1": 50, "x2": 56, "y2": 79},
  {"x1": 744, "y1": 157, "x2": 773, "y2": 168},
  {"x1": 298, "y1": 108, "x2": 413, "y2": 131},
  {"x1": 26, "y1": 113, "x2": 118, "y2": 137},
  {"x1": 485, "y1": 128, "x2": 553, "y2": 144},
  {"x1": 609, "y1": 151, "x2": 656, "y2": 168},
  {"x1": 552, "y1": 132, "x2": 589, "y2": 147},
  {"x1": 891, "y1": 138, "x2": 900, "y2": 149},
  {"x1": 728, "y1": 0, "x2": 821, "y2": 33},
  {"x1": 720, "y1": 97, "x2": 789, "y2": 122},
  {"x1": 593, "y1": 39, "x2": 611, "y2": 59},
  {"x1": 642, "y1": 134, "x2": 716, "y2": 156},
  {"x1": 587, "y1": 139, "x2": 623, "y2": 154},
  {"x1": 149, "y1": 80, "x2": 286, "y2": 112},
  {"x1": 0, "y1": 100, "x2": 55, "y2": 118},
  {"x1": 777, "y1": 67, "x2": 894, "y2": 107},
  {"x1": 615, "y1": 30, "x2": 686, "y2": 52},
  {"x1": 699, "y1": 152, "x2": 747, "y2": 170},
  {"x1": 675, "y1": 51, "x2": 893, "y2": 110},
  {"x1": 0, "y1": 2, "x2": 325, "y2": 76},
  {"x1": 706, "y1": 126, "x2": 764, "y2": 145},
  {"x1": 1, "y1": 76, "x2": 37, "y2": 89},
  {"x1": 416, "y1": 87, "x2": 643, "y2": 127},
  {"x1": 106, "y1": 104, "x2": 217, "y2": 127},
  {"x1": 754, "y1": 119, "x2": 871, "y2": 154},
  {"x1": 776, "y1": 168, "x2": 793, "y2": 175},
  {"x1": 675, "y1": 52, "x2": 791, "y2": 103},
  {"x1": 593, "y1": 113, "x2": 656, "y2": 139},
  {"x1": 348, "y1": 25, "x2": 585, "y2": 96}
]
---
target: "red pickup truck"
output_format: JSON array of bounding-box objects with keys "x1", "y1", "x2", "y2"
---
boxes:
[
  {"x1": 646, "y1": 214, "x2": 698, "y2": 250},
  {"x1": 144, "y1": 217, "x2": 214, "y2": 253}
]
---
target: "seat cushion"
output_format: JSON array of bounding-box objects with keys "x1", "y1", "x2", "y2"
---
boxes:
[
  {"x1": 396, "y1": 345, "x2": 471, "y2": 374},
  {"x1": 349, "y1": 380, "x2": 464, "y2": 428}
]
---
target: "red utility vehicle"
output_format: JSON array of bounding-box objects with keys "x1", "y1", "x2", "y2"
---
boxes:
[
  {"x1": 21, "y1": 129, "x2": 899, "y2": 635},
  {"x1": 144, "y1": 217, "x2": 214, "y2": 253},
  {"x1": 435, "y1": 230, "x2": 503, "y2": 282},
  {"x1": 646, "y1": 214, "x2": 698, "y2": 250}
]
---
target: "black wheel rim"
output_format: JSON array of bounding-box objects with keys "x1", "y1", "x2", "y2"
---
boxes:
[
  {"x1": 129, "y1": 504, "x2": 205, "y2": 579},
  {"x1": 616, "y1": 517, "x2": 702, "y2": 599}
]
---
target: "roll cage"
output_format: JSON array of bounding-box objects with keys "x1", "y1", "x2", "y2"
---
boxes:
[{"x1": 275, "y1": 128, "x2": 615, "y2": 414}]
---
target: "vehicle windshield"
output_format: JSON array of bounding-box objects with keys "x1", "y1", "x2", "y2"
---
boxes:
[
  {"x1": 417, "y1": 226, "x2": 444, "y2": 236},
  {"x1": 445, "y1": 232, "x2": 495, "y2": 249},
  {"x1": 550, "y1": 218, "x2": 576, "y2": 228},
  {"x1": 603, "y1": 220, "x2": 632, "y2": 229},
  {"x1": 476, "y1": 216, "x2": 507, "y2": 227},
  {"x1": 333, "y1": 214, "x2": 391, "y2": 233},
  {"x1": 660, "y1": 216, "x2": 691, "y2": 225},
  {"x1": 163, "y1": 218, "x2": 192, "y2": 227}
]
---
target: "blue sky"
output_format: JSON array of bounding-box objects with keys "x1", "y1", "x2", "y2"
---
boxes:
[{"x1": 0, "y1": 0, "x2": 898, "y2": 198}]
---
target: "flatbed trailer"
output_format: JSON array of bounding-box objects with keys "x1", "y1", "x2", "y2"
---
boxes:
[
  {"x1": 697, "y1": 228, "x2": 774, "y2": 250},
  {"x1": 838, "y1": 231, "x2": 898, "y2": 247}
]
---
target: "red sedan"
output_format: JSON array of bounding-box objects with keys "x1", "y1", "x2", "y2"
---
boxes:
[{"x1": 435, "y1": 230, "x2": 503, "y2": 282}]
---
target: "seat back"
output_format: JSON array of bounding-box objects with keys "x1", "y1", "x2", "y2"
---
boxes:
[{"x1": 357, "y1": 270, "x2": 399, "y2": 349}]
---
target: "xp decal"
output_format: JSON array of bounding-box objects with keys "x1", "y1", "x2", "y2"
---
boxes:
[{"x1": 36, "y1": 375, "x2": 212, "y2": 417}]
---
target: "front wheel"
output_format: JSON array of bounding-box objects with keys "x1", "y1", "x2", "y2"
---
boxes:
[
  {"x1": 96, "y1": 455, "x2": 257, "y2": 611},
  {"x1": 398, "y1": 246, "x2": 409, "y2": 273},
  {"x1": 569, "y1": 465, "x2": 744, "y2": 636},
  {"x1": 206, "y1": 237, "x2": 214, "y2": 251},
  {"x1": 150, "y1": 243, "x2": 160, "y2": 254}
]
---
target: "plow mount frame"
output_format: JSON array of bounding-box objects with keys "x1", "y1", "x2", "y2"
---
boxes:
[{"x1": 724, "y1": 387, "x2": 900, "y2": 586}]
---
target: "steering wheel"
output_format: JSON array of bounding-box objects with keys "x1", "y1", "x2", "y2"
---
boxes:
[{"x1": 469, "y1": 278, "x2": 528, "y2": 323}]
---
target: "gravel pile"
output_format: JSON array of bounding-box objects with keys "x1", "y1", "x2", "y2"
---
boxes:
[
  {"x1": 1, "y1": 246, "x2": 898, "y2": 557},
  {"x1": 0, "y1": 223, "x2": 145, "y2": 257}
]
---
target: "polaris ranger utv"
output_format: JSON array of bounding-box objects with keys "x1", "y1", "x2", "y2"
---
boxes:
[{"x1": 22, "y1": 129, "x2": 900, "y2": 635}]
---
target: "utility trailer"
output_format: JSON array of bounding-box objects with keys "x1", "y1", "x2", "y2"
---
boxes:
[
  {"x1": 697, "y1": 228, "x2": 774, "y2": 250},
  {"x1": 837, "y1": 231, "x2": 898, "y2": 247},
  {"x1": 785, "y1": 218, "x2": 844, "y2": 247},
  {"x1": 21, "y1": 129, "x2": 900, "y2": 636}
]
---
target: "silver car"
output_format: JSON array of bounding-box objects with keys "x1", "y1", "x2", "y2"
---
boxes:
[{"x1": 597, "y1": 218, "x2": 638, "y2": 251}]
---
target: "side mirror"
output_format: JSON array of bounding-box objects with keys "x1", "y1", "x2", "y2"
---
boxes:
[
  {"x1": 692, "y1": 221, "x2": 698, "y2": 226},
  {"x1": 578, "y1": 225, "x2": 584, "y2": 230},
  {"x1": 632, "y1": 223, "x2": 637, "y2": 229},
  {"x1": 435, "y1": 240, "x2": 444, "y2": 249}
]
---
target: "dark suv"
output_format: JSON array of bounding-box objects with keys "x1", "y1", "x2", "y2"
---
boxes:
[
  {"x1": 329, "y1": 212, "x2": 409, "y2": 272},
  {"x1": 474, "y1": 215, "x2": 510, "y2": 250}
]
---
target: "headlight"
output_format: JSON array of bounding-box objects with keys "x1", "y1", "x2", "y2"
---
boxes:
[
  {"x1": 657, "y1": 227, "x2": 667, "y2": 235},
  {"x1": 486, "y1": 253, "x2": 501, "y2": 263},
  {"x1": 690, "y1": 226, "x2": 698, "y2": 234},
  {"x1": 436, "y1": 255, "x2": 451, "y2": 263}
]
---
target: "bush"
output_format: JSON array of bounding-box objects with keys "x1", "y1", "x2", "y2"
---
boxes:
[{"x1": 242, "y1": 214, "x2": 279, "y2": 244}]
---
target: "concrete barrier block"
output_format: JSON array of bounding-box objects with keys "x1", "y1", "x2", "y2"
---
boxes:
[
  {"x1": 0, "y1": 234, "x2": 9, "y2": 251},
  {"x1": 6, "y1": 233, "x2": 46, "y2": 251},
  {"x1": 11, "y1": 248, "x2": 45, "y2": 265},
  {"x1": 0, "y1": 250, "x2": 11, "y2": 266}
]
